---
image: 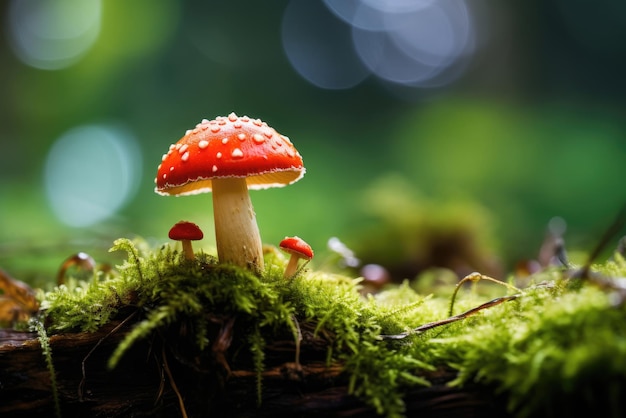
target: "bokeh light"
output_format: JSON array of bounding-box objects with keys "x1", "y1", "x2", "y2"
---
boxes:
[
  {"x1": 43, "y1": 124, "x2": 142, "y2": 227},
  {"x1": 324, "y1": 0, "x2": 435, "y2": 30},
  {"x1": 283, "y1": 0, "x2": 478, "y2": 90},
  {"x1": 7, "y1": 0, "x2": 101, "y2": 70},
  {"x1": 350, "y1": 0, "x2": 476, "y2": 87},
  {"x1": 281, "y1": 0, "x2": 370, "y2": 90}
]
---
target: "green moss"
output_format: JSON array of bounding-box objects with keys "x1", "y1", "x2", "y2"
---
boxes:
[
  {"x1": 38, "y1": 239, "x2": 626, "y2": 417},
  {"x1": 428, "y1": 260, "x2": 626, "y2": 416},
  {"x1": 32, "y1": 317, "x2": 61, "y2": 418}
]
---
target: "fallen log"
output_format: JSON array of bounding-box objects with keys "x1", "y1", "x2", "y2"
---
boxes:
[{"x1": 0, "y1": 318, "x2": 505, "y2": 417}]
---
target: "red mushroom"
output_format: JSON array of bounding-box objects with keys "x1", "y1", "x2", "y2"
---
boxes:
[
  {"x1": 279, "y1": 236, "x2": 314, "y2": 278},
  {"x1": 155, "y1": 113, "x2": 305, "y2": 273},
  {"x1": 169, "y1": 221, "x2": 204, "y2": 260}
]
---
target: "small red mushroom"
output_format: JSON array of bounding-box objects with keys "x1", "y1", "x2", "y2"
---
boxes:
[
  {"x1": 279, "y1": 236, "x2": 314, "y2": 278},
  {"x1": 155, "y1": 113, "x2": 305, "y2": 274},
  {"x1": 169, "y1": 221, "x2": 204, "y2": 260}
]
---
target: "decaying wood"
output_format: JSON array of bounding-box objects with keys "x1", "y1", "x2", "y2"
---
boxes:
[{"x1": 0, "y1": 315, "x2": 507, "y2": 418}]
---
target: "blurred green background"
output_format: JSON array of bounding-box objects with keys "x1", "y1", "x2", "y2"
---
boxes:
[{"x1": 1, "y1": 0, "x2": 625, "y2": 286}]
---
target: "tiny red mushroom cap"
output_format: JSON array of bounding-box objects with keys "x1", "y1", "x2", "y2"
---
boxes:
[
  {"x1": 169, "y1": 221, "x2": 204, "y2": 241},
  {"x1": 279, "y1": 236, "x2": 314, "y2": 260}
]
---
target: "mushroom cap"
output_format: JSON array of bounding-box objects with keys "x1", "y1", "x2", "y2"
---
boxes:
[
  {"x1": 168, "y1": 221, "x2": 204, "y2": 241},
  {"x1": 279, "y1": 236, "x2": 314, "y2": 260},
  {"x1": 155, "y1": 112, "x2": 305, "y2": 196}
]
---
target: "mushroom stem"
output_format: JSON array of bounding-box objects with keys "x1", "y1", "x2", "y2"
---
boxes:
[
  {"x1": 212, "y1": 177, "x2": 264, "y2": 273},
  {"x1": 284, "y1": 255, "x2": 300, "y2": 278},
  {"x1": 181, "y1": 240, "x2": 194, "y2": 260}
]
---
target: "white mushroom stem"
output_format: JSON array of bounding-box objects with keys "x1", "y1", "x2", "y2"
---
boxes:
[
  {"x1": 181, "y1": 240, "x2": 194, "y2": 261},
  {"x1": 211, "y1": 177, "x2": 264, "y2": 273},
  {"x1": 284, "y1": 255, "x2": 301, "y2": 278}
]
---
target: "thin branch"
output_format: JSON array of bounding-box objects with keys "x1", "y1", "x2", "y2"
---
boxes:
[
  {"x1": 448, "y1": 272, "x2": 521, "y2": 317},
  {"x1": 79, "y1": 311, "x2": 138, "y2": 400},
  {"x1": 380, "y1": 293, "x2": 521, "y2": 341},
  {"x1": 161, "y1": 345, "x2": 188, "y2": 418}
]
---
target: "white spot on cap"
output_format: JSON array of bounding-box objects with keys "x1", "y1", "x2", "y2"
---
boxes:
[
  {"x1": 232, "y1": 148, "x2": 243, "y2": 158},
  {"x1": 228, "y1": 112, "x2": 238, "y2": 122},
  {"x1": 222, "y1": 137, "x2": 229, "y2": 144},
  {"x1": 241, "y1": 116, "x2": 250, "y2": 122},
  {"x1": 179, "y1": 144, "x2": 188, "y2": 154},
  {"x1": 237, "y1": 133, "x2": 246, "y2": 140},
  {"x1": 161, "y1": 154, "x2": 168, "y2": 161},
  {"x1": 185, "y1": 129, "x2": 192, "y2": 135},
  {"x1": 253, "y1": 119, "x2": 262, "y2": 126},
  {"x1": 212, "y1": 165, "x2": 218, "y2": 172},
  {"x1": 234, "y1": 121, "x2": 242, "y2": 128},
  {"x1": 201, "y1": 118, "x2": 209, "y2": 124},
  {"x1": 163, "y1": 173, "x2": 167, "y2": 180},
  {"x1": 198, "y1": 140, "x2": 209, "y2": 149},
  {"x1": 175, "y1": 143, "x2": 182, "y2": 150},
  {"x1": 169, "y1": 144, "x2": 176, "y2": 150},
  {"x1": 216, "y1": 152, "x2": 222, "y2": 159},
  {"x1": 170, "y1": 166, "x2": 174, "y2": 171},
  {"x1": 181, "y1": 151, "x2": 189, "y2": 161},
  {"x1": 253, "y1": 134, "x2": 265, "y2": 144},
  {"x1": 210, "y1": 125, "x2": 220, "y2": 133}
]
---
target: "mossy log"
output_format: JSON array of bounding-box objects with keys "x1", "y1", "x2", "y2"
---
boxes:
[
  {"x1": 0, "y1": 317, "x2": 504, "y2": 418},
  {"x1": 5, "y1": 238, "x2": 625, "y2": 417}
]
